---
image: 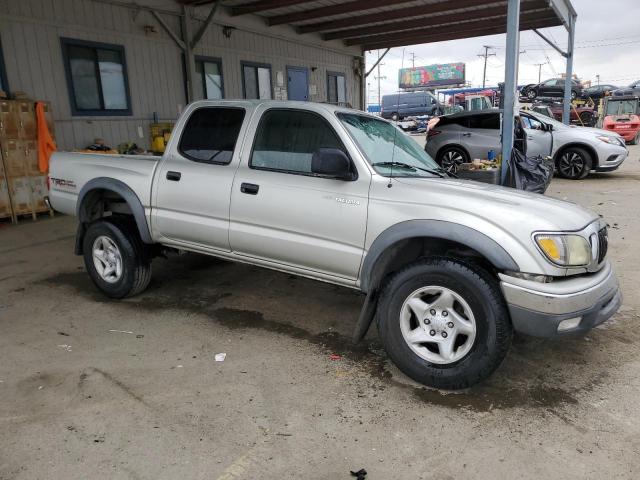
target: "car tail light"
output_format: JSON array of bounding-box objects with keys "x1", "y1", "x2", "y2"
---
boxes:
[{"x1": 427, "y1": 129, "x2": 441, "y2": 137}]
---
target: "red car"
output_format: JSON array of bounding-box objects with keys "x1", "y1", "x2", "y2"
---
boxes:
[
  {"x1": 533, "y1": 102, "x2": 596, "y2": 126},
  {"x1": 602, "y1": 96, "x2": 640, "y2": 144}
]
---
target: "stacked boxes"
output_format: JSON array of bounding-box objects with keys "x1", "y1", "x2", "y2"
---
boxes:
[{"x1": 0, "y1": 100, "x2": 54, "y2": 222}]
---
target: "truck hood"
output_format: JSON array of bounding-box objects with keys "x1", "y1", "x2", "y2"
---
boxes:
[{"x1": 389, "y1": 176, "x2": 598, "y2": 231}]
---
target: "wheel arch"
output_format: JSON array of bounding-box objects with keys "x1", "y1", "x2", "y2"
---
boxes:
[
  {"x1": 359, "y1": 220, "x2": 519, "y2": 294},
  {"x1": 75, "y1": 177, "x2": 153, "y2": 254},
  {"x1": 554, "y1": 142, "x2": 599, "y2": 168}
]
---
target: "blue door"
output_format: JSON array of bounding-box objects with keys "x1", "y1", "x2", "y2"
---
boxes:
[{"x1": 287, "y1": 67, "x2": 309, "y2": 101}]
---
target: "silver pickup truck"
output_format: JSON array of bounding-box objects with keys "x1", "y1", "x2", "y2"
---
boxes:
[{"x1": 49, "y1": 100, "x2": 622, "y2": 389}]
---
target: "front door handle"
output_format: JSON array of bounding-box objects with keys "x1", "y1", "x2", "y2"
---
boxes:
[
  {"x1": 166, "y1": 171, "x2": 181, "y2": 181},
  {"x1": 240, "y1": 183, "x2": 259, "y2": 195},
  {"x1": 462, "y1": 133, "x2": 472, "y2": 137}
]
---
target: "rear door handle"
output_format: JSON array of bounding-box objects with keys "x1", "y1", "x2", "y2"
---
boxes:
[
  {"x1": 240, "y1": 183, "x2": 259, "y2": 195},
  {"x1": 166, "y1": 171, "x2": 181, "y2": 181}
]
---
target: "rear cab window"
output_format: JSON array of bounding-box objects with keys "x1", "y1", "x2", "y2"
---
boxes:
[{"x1": 179, "y1": 107, "x2": 246, "y2": 164}]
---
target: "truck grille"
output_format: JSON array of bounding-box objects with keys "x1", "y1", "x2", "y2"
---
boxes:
[{"x1": 597, "y1": 227, "x2": 608, "y2": 263}]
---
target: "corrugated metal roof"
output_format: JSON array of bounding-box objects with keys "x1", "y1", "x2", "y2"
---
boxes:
[{"x1": 179, "y1": 0, "x2": 574, "y2": 49}]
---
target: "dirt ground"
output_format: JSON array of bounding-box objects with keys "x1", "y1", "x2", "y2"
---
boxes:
[{"x1": 1, "y1": 145, "x2": 639, "y2": 480}]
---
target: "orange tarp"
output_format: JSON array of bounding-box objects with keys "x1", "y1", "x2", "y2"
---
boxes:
[{"x1": 36, "y1": 101, "x2": 56, "y2": 173}]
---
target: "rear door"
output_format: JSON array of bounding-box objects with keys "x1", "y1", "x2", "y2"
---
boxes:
[
  {"x1": 229, "y1": 106, "x2": 370, "y2": 280},
  {"x1": 152, "y1": 106, "x2": 248, "y2": 250},
  {"x1": 461, "y1": 113, "x2": 501, "y2": 159},
  {"x1": 520, "y1": 114, "x2": 553, "y2": 157}
]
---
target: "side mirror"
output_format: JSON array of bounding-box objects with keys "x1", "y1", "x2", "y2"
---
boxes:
[
  {"x1": 546, "y1": 123, "x2": 554, "y2": 132},
  {"x1": 311, "y1": 148, "x2": 354, "y2": 180}
]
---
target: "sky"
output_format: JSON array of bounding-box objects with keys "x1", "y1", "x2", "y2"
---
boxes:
[{"x1": 364, "y1": 0, "x2": 640, "y2": 105}]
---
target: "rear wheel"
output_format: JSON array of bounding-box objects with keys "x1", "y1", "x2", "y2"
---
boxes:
[
  {"x1": 630, "y1": 132, "x2": 640, "y2": 145},
  {"x1": 376, "y1": 258, "x2": 512, "y2": 389},
  {"x1": 526, "y1": 89, "x2": 537, "y2": 100},
  {"x1": 83, "y1": 218, "x2": 152, "y2": 298},
  {"x1": 390, "y1": 112, "x2": 399, "y2": 121},
  {"x1": 556, "y1": 147, "x2": 592, "y2": 180},
  {"x1": 571, "y1": 90, "x2": 578, "y2": 100},
  {"x1": 437, "y1": 146, "x2": 469, "y2": 174}
]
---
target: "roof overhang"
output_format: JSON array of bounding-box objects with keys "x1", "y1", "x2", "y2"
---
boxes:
[{"x1": 193, "y1": 0, "x2": 575, "y2": 51}]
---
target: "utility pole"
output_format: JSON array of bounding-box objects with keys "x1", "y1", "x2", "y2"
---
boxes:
[
  {"x1": 533, "y1": 63, "x2": 545, "y2": 83},
  {"x1": 409, "y1": 52, "x2": 416, "y2": 68},
  {"x1": 596, "y1": 74, "x2": 600, "y2": 86},
  {"x1": 478, "y1": 45, "x2": 496, "y2": 88},
  {"x1": 374, "y1": 50, "x2": 386, "y2": 109}
]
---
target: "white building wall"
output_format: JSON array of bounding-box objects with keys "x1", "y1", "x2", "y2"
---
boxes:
[{"x1": 0, "y1": 0, "x2": 363, "y2": 150}]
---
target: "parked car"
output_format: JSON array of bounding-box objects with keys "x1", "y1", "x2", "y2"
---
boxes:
[
  {"x1": 49, "y1": 100, "x2": 621, "y2": 390},
  {"x1": 521, "y1": 78, "x2": 582, "y2": 101},
  {"x1": 612, "y1": 80, "x2": 640, "y2": 97},
  {"x1": 532, "y1": 101, "x2": 597, "y2": 126},
  {"x1": 426, "y1": 109, "x2": 628, "y2": 179},
  {"x1": 581, "y1": 84, "x2": 618, "y2": 100},
  {"x1": 381, "y1": 91, "x2": 442, "y2": 120},
  {"x1": 601, "y1": 96, "x2": 640, "y2": 144}
]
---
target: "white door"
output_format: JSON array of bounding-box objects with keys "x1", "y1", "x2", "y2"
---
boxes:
[
  {"x1": 229, "y1": 107, "x2": 370, "y2": 280},
  {"x1": 153, "y1": 106, "x2": 247, "y2": 250},
  {"x1": 521, "y1": 114, "x2": 553, "y2": 158}
]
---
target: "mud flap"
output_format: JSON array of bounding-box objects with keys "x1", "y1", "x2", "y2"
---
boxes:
[{"x1": 352, "y1": 290, "x2": 379, "y2": 344}]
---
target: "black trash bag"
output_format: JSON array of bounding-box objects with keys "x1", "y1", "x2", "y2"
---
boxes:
[{"x1": 505, "y1": 148, "x2": 553, "y2": 194}]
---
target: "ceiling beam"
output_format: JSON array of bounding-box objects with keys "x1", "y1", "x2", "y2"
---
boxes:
[
  {"x1": 324, "y1": 4, "x2": 548, "y2": 41},
  {"x1": 298, "y1": 0, "x2": 529, "y2": 34},
  {"x1": 267, "y1": 0, "x2": 414, "y2": 27},
  {"x1": 231, "y1": 0, "x2": 311, "y2": 16},
  {"x1": 359, "y1": 18, "x2": 560, "y2": 50},
  {"x1": 347, "y1": 9, "x2": 557, "y2": 46}
]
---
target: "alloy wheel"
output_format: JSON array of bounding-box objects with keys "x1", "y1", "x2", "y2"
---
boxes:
[
  {"x1": 559, "y1": 151, "x2": 585, "y2": 179},
  {"x1": 92, "y1": 235, "x2": 123, "y2": 284},
  {"x1": 400, "y1": 286, "x2": 477, "y2": 365}
]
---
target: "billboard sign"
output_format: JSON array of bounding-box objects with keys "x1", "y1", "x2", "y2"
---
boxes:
[{"x1": 399, "y1": 63, "x2": 465, "y2": 89}]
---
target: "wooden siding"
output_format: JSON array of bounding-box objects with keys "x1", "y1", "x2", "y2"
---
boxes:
[{"x1": 0, "y1": 0, "x2": 362, "y2": 150}]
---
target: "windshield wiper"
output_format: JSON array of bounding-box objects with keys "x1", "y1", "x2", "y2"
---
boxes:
[{"x1": 371, "y1": 161, "x2": 447, "y2": 178}]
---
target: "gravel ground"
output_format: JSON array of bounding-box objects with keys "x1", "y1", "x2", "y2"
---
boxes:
[{"x1": 0, "y1": 145, "x2": 638, "y2": 480}]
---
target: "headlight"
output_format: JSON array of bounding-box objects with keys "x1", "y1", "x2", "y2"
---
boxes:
[
  {"x1": 535, "y1": 234, "x2": 591, "y2": 266},
  {"x1": 596, "y1": 135, "x2": 621, "y2": 145}
]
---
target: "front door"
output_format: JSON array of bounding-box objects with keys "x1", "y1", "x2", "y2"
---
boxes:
[
  {"x1": 153, "y1": 106, "x2": 247, "y2": 251},
  {"x1": 520, "y1": 114, "x2": 553, "y2": 157},
  {"x1": 229, "y1": 107, "x2": 370, "y2": 280},
  {"x1": 287, "y1": 67, "x2": 309, "y2": 101}
]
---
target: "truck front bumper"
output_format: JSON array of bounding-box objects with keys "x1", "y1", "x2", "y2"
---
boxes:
[{"x1": 499, "y1": 261, "x2": 622, "y2": 337}]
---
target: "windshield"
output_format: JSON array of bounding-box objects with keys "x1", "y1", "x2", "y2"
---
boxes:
[
  {"x1": 337, "y1": 113, "x2": 441, "y2": 177},
  {"x1": 606, "y1": 99, "x2": 638, "y2": 115}
]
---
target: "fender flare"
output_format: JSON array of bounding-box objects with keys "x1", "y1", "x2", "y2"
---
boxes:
[
  {"x1": 76, "y1": 177, "x2": 153, "y2": 244},
  {"x1": 359, "y1": 220, "x2": 519, "y2": 293}
]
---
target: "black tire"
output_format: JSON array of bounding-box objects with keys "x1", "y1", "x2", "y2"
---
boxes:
[
  {"x1": 82, "y1": 218, "x2": 152, "y2": 299},
  {"x1": 630, "y1": 132, "x2": 640, "y2": 145},
  {"x1": 571, "y1": 90, "x2": 578, "y2": 100},
  {"x1": 579, "y1": 111, "x2": 594, "y2": 127},
  {"x1": 376, "y1": 258, "x2": 512, "y2": 389},
  {"x1": 437, "y1": 146, "x2": 469, "y2": 174},
  {"x1": 526, "y1": 89, "x2": 537, "y2": 100},
  {"x1": 390, "y1": 112, "x2": 399, "y2": 121},
  {"x1": 433, "y1": 108, "x2": 443, "y2": 116},
  {"x1": 556, "y1": 146, "x2": 593, "y2": 180}
]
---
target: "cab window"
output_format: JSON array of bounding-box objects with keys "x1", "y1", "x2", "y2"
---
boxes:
[
  {"x1": 251, "y1": 109, "x2": 347, "y2": 175},
  {"x1": 179, "y1": 107, "x2": 245, "y2": 164}
]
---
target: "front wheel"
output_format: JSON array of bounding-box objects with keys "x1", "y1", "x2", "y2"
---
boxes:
[
  {"x1": 526, "y1": 89, "x2": 537, "y2": 100},
  {"x1": 83, "y1": 218, "x2": 152, "y2": 299},
  {"x1": 630, "y1": 132, "x2": 640, "y2": 145},
  {"x1": 390, "y1": 112, "x2": 399, "y2": 121},
  {"x1": 556, "y1": 147, "x2": 592, "y2": 179},
  {"x1": 376, "y1": 258, "x2": 512, "y2": 389}
]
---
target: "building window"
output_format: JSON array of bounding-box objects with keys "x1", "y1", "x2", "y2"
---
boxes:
[
  {"x1": 327, "y1": 72, "x2": 346, "y2": 104},
  {"x1": 195, "y1": 57, "x2": 224, "y2": 100},
  {"x1": 242, "y1": 62, "x2": 272, "y2": 100},
  {"x1": 251, "y1": 109, "x2": 346, "y2": 175},
  {"x1": 0, "y1": 39, "x2": 8, "y2": 94},
  {"x1": 61, "y1": 38, "x2": 131, "y2": 116},
  {"x1": 179, "y1": 107, "x2": 245, "y2": 164}
]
